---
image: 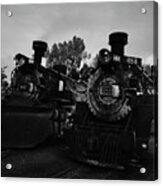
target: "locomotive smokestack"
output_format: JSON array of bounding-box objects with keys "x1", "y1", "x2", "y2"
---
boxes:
[
  {"x1": 32, "y1": 41, "x2": 48, "y2": 67},
  {"x1": 109, "y1": 32, "x2": 128, "y2": 56}
]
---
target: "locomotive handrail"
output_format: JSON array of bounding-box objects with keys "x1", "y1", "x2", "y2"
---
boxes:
[
  {"x1": 135, "y1": 64, "x2": 154, "y2": 85},
  {"x1": 38, "y1": 66, "x2": 87, "y2": 95}
]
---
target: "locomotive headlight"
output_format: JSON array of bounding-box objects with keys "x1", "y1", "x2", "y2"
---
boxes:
[
  {"x1": 111, "y1": 85, "x2": 120, "y2": 98},
  {"x1": 99, "y1": 48, "x2": 112, "y2": 64}
]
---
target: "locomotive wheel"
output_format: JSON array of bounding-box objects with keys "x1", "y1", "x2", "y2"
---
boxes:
[{"x1": 86, "y1": 68, "x2": 131, "y2": 122}]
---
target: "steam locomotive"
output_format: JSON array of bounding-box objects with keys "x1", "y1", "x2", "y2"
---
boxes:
[
  {"x1": 2, "y1": 40, "x2": 75, "y2": 148},
  {"x1": 64, "y1": 32, "x2": 156, "y2": 169},
  {"x1": 1, "y1": 32, "x2": 156, "y2": 169}
]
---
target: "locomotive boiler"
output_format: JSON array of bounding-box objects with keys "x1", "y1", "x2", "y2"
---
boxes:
[{"x1": 64, "y1": 32, "x2": 156, "y2": 169}]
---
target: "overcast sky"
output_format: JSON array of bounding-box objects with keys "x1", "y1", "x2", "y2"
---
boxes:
[{"x1": 1, "y1": 1, "x2": 154, "y2": 79}]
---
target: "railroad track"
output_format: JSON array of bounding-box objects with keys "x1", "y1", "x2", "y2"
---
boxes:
[{"x1": 1, "y1": 142, "x2": 154, "y2": 180}]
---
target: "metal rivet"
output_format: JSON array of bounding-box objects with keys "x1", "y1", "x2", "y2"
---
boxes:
[
  {"x1": 142, "y1": 143, "x2": 147, "y2": 149},
  {"x1": 6, "y1": 11, "x2": 13, "y2": 17},
  {"x1": 140, "y1": 167, "x2": 146, "y2": 174},
  {"x1": 6, "y1": 163, "x2": 12, "y2": 170},
  {"x1": 141, "y1": 8, "x2": 147, "y2": 14}
]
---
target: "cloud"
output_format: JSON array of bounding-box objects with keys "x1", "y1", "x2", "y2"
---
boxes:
[
  {"x1": 1, "y1": 2, "x2": 155, "y2": 78},
  {"x1": 144, "y1": 55, "x2": 154, "y2": 65}
]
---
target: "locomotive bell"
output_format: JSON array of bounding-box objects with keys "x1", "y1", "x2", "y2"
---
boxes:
[
  {"x1": 32, "y1": 40, "x2": 48, "y2": 67},
  {"x1": 109, "y1": 32, "x2": 128, "y2": 56},
  {"x1": 14, "y1": 53, "x2": 29, "y2": 67},
  {"x1": 99, "y1": 48, "x2": 112, "y2": 64}
]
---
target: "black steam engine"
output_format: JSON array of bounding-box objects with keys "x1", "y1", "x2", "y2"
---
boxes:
[
  {"x1": 2, "y1": 40, "x2": 74, "y2": 148},
  {"x1": 2, "y1": 32, "x2": 155, "y2": 169},
  {"x1": 65, "y1": 32, "x2": 155, "y2": 169}
]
